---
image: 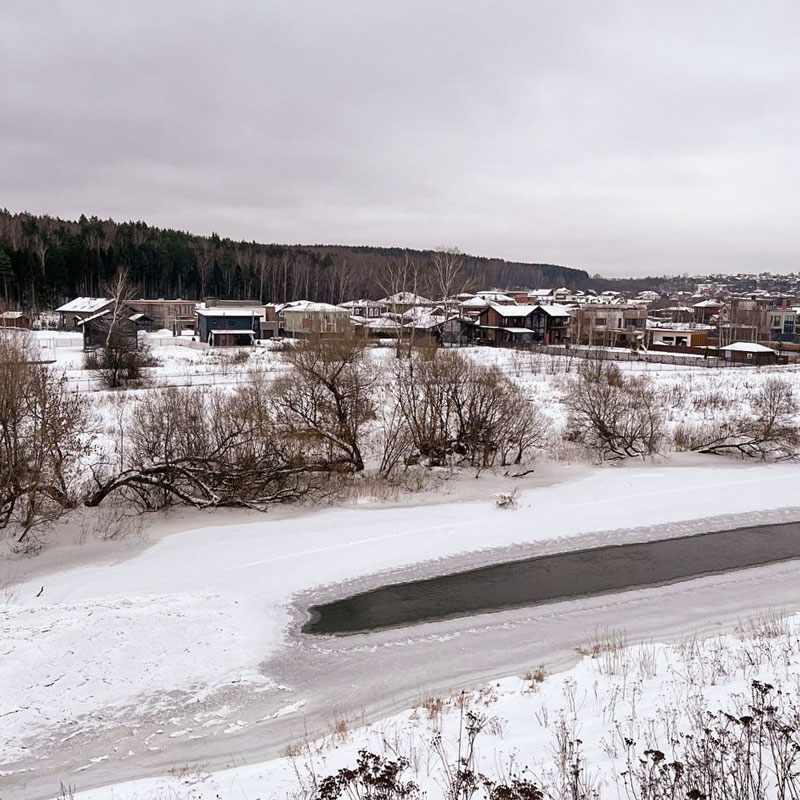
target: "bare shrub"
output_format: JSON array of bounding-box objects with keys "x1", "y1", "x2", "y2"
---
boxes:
[
  {"x1": 564, "y1": 362, "x2": 665, "y2": 461},
  {"x1": 676, "y1": 377, "x2": 800, "y2": 460},
  {"x1": 390, "y1": 350, "x2": 547, "y2": 471},
  {"x1": 87, "y1": 382, "x2": 323, "y2": 511},
  {"x1": 314, "y1": 750, "x2": 419, "y2": 799},
  {"x1": 0, "y1": 333, "x2": 90, "y2": 547}
]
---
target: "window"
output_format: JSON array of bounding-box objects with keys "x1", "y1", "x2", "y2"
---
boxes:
[{"x1": 595, "y1": 317, "x2": 607, "y2": 326}]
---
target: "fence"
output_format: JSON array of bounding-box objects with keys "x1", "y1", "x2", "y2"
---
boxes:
[{"x1": 528, "y1": 344, "x2": 778, "y2": 369}]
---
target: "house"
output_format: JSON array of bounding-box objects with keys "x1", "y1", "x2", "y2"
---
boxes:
[
  {"x1": 649, "y1": 306, "x2": 694, "y2": 325},
  {"x1": 338, "y1": 299, "x2": 385, "y2": 319},
  {"x1": 527, "y1": 289, "x2": 555, "y2": 304},
  {"x1": 127, "y1": 299, "x2": 197, "y2": 332},
  {"x1": 476, "y1": 290, "x2": 517, "y2": 305},
  {"x1": 530, "y1": 304, "x2": 570, "y2": 345},
  {"x1": 376, "y1": 292, "x2": 436, "y2": 315},
  {"x1": 648, "y1": 326, "x2": 710, "y2": 348},
  {"x1": 0, "y1": 310, "x2": 32, "y2": 329},
  {"x1": 726, "y1": 296, "x2": 797, "y2": 342},
  {"x1": 56, "y1": 297, "x2": 113, "y2": 329},
  {"x1": 441, "y1": 316, "x2": 479, "y2": 346},
  {"x1": 636, "y1": 291, "x2": 662, "y2": 303},
  {"x1": 78, "y1": 310, "x2": 139, "y2": 351},
  {"x1": 692, "y1": 299, "x2": 724, "y2": 324},
  {"x1": 478, "y1": 303, "x2": 537, "y2": 345},
  {"x1": 569, "y1": 305, "x2": 647, "y2": 347},
  {"x1": 459, "y1": 295, "x2": 490, "y2": 318},
  {"x1": 196, "y1": 307, "x2": 263, "y2": 346},
  {"x1": 721, "y1": 342, "x2": 782, "y2": 365},
  {"x1": 281, "y1": 301, "x2": 352, "y2": 338}
]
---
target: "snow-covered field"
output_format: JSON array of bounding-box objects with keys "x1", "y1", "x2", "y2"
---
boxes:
[
  {"x1": 4, "y1": 339, "x2": 800, "y2": 799},
  {"x1": 4, "y1": 458, "x2": 800, "y2": 798},
  {"x1": 63, "y1": 610, "x2": 800, "y2": 800}
]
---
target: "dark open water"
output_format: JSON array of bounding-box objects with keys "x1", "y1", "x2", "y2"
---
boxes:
[{"x1": 303, "y1": 522, "x2": 800, "y2": 634}]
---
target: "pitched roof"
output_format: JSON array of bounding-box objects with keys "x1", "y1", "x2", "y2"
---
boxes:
[
  {"x1": 537, "y1": 304, "x2": 570, "y2": 318},
  {"x1": 693, "y1": 299, "x2": 724, "y2": 308},
  {"x1": 55, "y1": 297, "x2": 111, "y2": 314},
  {"x1": 487, "y1": 303, "x2": 537, "y2": 317},
  {"x1": 377, "y1": 292, "x2": 434, "y2": 305},
  {"x1": 282, "y1": 301, "x2": 346, "y2": 313},
  {"x1": 721, "y1": 342, "x2": 775, "y2": 353}
]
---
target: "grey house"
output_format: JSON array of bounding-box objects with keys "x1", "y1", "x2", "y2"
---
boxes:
[{"x1": 196, "y1": 308, "x2": 263, "y2": 346}]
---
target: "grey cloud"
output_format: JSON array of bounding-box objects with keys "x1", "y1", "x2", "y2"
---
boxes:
[{"x1": 2, "y1": 0, "x2": 799, "y2": 276}]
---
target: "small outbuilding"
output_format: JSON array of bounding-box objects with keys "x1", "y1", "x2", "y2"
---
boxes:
[
  {"x1": 78, "y1": 310, "x2": 139, "y2": 351},
  {"x1": 720, "y1": 342, "x2": 780, "y2": 365},
  {"x1": 0, "y1": 310, "x2": 32, "y2": 329}
]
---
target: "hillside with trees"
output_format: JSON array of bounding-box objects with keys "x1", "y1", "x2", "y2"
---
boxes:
[{"x1": 0, "y1": 209, "x2": 593, "y2": 309}]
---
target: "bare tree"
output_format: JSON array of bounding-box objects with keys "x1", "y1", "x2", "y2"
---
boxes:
[
  {"x1": 85, "y1": 268, "x2": 151, "y2": 388},
  {"x1": 379, "y1": 251, "x2": 421, "y2": 358},
  {"x1": 272, "y1": 336, "x2": 376, "y2": 472},
  {"x1": 430, "y1": 248, "x2": 469, "y2": 315}
]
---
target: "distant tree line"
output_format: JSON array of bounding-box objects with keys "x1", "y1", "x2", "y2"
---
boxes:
[{"x1": 0, "y1": 209, "x2": 593, "y2": 309}]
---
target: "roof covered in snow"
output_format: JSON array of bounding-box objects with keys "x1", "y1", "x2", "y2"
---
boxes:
[
  {"x1": 282, "y1": 301, "x2": 347, "y2": 313},
  {"x1": 488, "y1": 303, "x2": 537, "y2": 317},
  {"x1": 477, "y1": 291, "x2": 516, "y2": 303},
  {"x1": 338, "y1": 299, "x2": 383, "y2": 309},
  {"x1": 460, "y1": 296, "x2": 489, "y2": 309},
  {"x1": 537, "y1": 304, "x2": 570, "y2": 317},
  {"x1": 377, "y1": 292, "x2": 434, "y2": 305},
  {"x1": 721, "y1": 342, "x2": 775, "y2": 353},
  {"x1": 55, "y1": 297, "x2": 111, "y2": 314},
  {"x1": 196, "y1": 307, "x2": 265, "y2": 317}
]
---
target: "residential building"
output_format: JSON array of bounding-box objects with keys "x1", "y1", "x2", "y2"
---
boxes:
[
  {"x1": 281, "y1": 301, "x2": 352, "y2": 338},
  {"x1": 529, "y1": 304, "x2": 571, "y2": 344},
  {"x1": 478, "y1": 303, "x2": 538, "y2": 345},
  {"x1": 570, "y1": 304, "x2": 647, "y2": 347},
  {"x1": 56, "y1": 297, "x2": 113, "y2": 329},
  {"x1": 196, "y1": 307, "x2": 263, "y2": 346},
  {"x1": 127, "y1": 299, "x2": 197, "y2": 332}
]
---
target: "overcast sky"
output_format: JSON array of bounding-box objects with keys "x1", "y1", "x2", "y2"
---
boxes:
[{"x1": 3, "y1": 1, "x2": 799, "y2": 277}]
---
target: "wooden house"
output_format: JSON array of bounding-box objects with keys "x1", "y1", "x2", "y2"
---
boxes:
[
  {"x1": 478, "y1": 303, "x2": 537, "y2": 345},
  {"x1": 78, "y1": 310, "x2": 139, "y2": 351},
  {"x1": 0, "y1": 311, "x2": 32, "y2": 329},
  {"x1": 56, "y1": 297, "x2": 113, "y2": 329}
]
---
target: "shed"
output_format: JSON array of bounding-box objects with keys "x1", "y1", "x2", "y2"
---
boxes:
[
  {"x1": 0, "y1": 310, "x2": 32, "y2": 329},
  {"x1": 78, "y1": 310, "x2": 139, "y2": 351},
  {"x1": 721, "y1": 342, "x2": 779, "y2": 365}
]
